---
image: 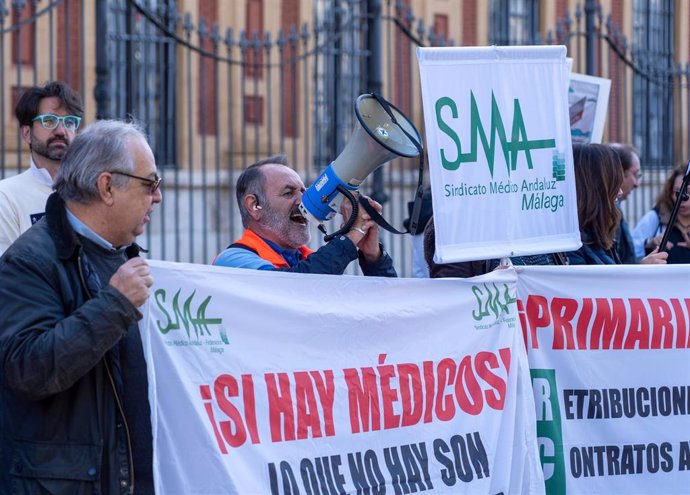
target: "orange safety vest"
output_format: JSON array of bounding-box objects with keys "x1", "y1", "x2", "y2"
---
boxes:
[{"x1": 230, "y1": 229, "x2": 313, "y2": 269}]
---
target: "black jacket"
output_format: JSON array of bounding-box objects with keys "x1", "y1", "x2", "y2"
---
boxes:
[{"x1": 0, "y1": 193, "x2": 150, "y2": 494}]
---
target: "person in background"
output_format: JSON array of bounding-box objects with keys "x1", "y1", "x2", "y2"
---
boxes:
[
  {"x1": 567, "y1": 143, "x2": 666, "y2": 265},
  {"x1": 0, "y1": 81, "x2": 84, "y2": 255},
  {"x1": 632, "y1": 164, "x2": 690, "y2": 264},
  {"x1": 609, "y1": 143, "x2": 641, "y2": 263},
  {"x1": 0, "y1": 120, "x2": 161, "y2": 494},
  {"x1": 213, "y1": 154, "x2": 396, "y2": 276},
  {"x1": 422, "y1": 216, "x2": 567, "y2": 278}
]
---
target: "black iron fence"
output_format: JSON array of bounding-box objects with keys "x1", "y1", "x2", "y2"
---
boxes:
[{"x1": 0, "y1": 0, "x2": 687, "y2": 274}]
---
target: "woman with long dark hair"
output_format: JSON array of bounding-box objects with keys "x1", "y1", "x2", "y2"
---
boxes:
[
  {"x1": 632, "y1": 164, "x2": 690, "y2": 264},
  {"x1": 567, "y1": 144, "x2": 667, "y2": 265}
]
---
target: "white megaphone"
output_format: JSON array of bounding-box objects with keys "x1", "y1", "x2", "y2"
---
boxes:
[{"x1": 299, "y1": 93, "x2": 422, "y2": 226}]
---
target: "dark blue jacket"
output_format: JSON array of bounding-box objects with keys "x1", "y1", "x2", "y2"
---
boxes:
[
  {"x1": 0, "y1": 193, "x2": 151, "y2": 494},
  {"x1": 567, "y1": 235, "x2": 620, "y2": 265}
]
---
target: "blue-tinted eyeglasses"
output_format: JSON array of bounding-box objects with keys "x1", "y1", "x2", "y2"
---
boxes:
[{"x1": 32, "y1": 114, "x2": 82, "y2": 131}]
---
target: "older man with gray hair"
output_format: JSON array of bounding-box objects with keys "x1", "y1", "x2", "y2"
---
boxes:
[{"x1": 0, "y1": 120, "x2": 161, "y2": 494}]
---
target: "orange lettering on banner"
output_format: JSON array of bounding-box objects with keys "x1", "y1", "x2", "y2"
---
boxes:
[
  {"x1": 576, "y1": 298, "x2": 594, "y2": 349},
  {"x1": 344, "y1": 367, "x2": 381, "y2": 433},
  {"x1": 344, "y1": 350, "x2": 510, "y2": 435},
  {"x1": 398, "y1": 363, "x2": 423, "y2": 427},
  {"x1": 200, "y1": 374, "x2": 260, "y2": 453},
  {"x1": 266, "y1": 372, "x2": 295, "y2": 442},
  {"x1": 670, "y1": 299, "x2": 690, "y2": 348},
  {"x1": 623, "y1": 299, "x2": 651, "y2": 349},
  {"x1": 520, "y1": 296, "x2": 690, "y2": 351},
  {"x1": 198, "y1": 351, "x2": 511, "y2": 453},
  {"x1": 551, "y1": 297, "x2": 578, "y2": 350},
  {"x1": 591, "y1": 298, "x2": 627, "y2": 349},
  {"x1": 265, "y1": 370, "x2": 336, "y2": 443},
  {"x1": 476, "y1": 350, "x2": 508, "y2": 410}
]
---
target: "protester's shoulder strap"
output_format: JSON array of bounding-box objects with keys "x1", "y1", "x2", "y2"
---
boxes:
[{"x1": 653, "y1": 206, "x2": 665, "y2": 227}]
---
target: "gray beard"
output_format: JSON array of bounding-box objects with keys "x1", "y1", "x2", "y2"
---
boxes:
[{"x1": 261, "y1": 204, "x2": 311, "y2": 249}]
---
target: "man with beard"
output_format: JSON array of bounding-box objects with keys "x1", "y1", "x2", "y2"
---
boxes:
[
  {"x1": 0, "y1": 81, "x2": 84, "y2": 255},
  {"x1": 213, "y1": 154, "x2": 396, "y2": 276},
  {"x1": 610, "y1": 143, "x2": 642, "y2": 263}
]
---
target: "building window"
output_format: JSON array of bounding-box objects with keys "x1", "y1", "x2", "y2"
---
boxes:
[
  {"x1": 243, "y1": 95, "x2": 264, "y2": 124},
  {"x1": 245, "y1": 0, "x2": 264, "y2": 79},
  {"x1": 632, "y1": 0, "x2": 674, "y2": 168},
  {"x1": 489, "y1": 0, "x2": 539, "y2": 45},
  {"x1": 434, "y1": 14, "x2": 449, "y2": 45},
  {"x1": 108, "y1": 0, "x2": 177, "y2": 167},
  {"x1": 12, "y1": 2, "x2": 35, "y2": 66},
  {"x1": 199, "y1": 0, "x2": 219, "y2": 135},
  {"x1": 281, "y1": 0, "x2": 299, "y2": 137}
]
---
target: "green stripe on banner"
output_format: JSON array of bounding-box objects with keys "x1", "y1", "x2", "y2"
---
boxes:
[{"x1": 531, "y1": 368, "x2": 566, "y2": 495}]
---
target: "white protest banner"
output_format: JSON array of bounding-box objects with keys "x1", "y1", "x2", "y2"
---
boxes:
[
  {"x1": 517, "y1": 265, "x2": 690, "y2": 494},
  {"x1": 417, "y1": 46, "x2": 581, "y2": 263},
  {"x1": 140, "y1": 261, "x2": 544, "y2": 494}
]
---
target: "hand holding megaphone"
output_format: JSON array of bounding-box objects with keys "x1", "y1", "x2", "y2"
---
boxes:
[{"x1": 340, "y1": 193, "x2": 384, "y2": 262}]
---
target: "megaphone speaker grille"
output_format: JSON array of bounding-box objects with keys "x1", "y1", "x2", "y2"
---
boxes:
[{"x1": 354, "y1": 94, "x2": 421, "y2": 158}]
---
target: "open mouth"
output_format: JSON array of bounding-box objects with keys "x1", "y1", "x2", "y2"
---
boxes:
[{"x1": 290, "y1": 210, "x2": 308, "y2": 225}]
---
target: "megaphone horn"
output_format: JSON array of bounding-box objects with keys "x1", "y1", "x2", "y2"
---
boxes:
[{"x1": 299, "y1": 94, "x2": 422, "y2": 230}]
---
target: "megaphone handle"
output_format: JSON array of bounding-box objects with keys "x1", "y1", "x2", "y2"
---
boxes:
[
  {"x1": 323, "y1": 185, "x2": 359, "y2": 243},
  {"x1": 407, "y1": 181, "x2": 426, "y2": 235},
  {"x1": 359, "y1": 196, "x2": 408, "y2": 235},
  {"x1": 370, "y1": 92, "x2": 398, "y2": 124}
]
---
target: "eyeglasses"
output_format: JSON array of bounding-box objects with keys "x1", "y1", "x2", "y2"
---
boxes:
[
  {"x1": 32, "y1": 114, "x2": 82, "y2": 131},
  {"x1": 673, "y1": 189, "x2": 690, "y2": 201},
  {"x1": 112, "y1": 171, "x2": 162, "y2": 194}
]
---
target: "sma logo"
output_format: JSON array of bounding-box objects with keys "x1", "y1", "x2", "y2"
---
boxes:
[
  {"x1": 155, "y1": 288, "x2": 226, "y2": 342},
  {"x1": 435, "y1": 91, "x2": 557, "y2": 178},
  {"x1": 472, "y1": 283, "x2": 516, "y2": 321}
]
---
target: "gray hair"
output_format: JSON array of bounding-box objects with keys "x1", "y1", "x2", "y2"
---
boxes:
[
  {"x1": 54, "y1": 119, "x2": 148, "y2": 203},
  {"x1": 236, "y1": 153, "x2": 289, "y2": 227}
]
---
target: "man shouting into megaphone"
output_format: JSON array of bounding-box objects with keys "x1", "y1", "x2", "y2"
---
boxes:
[{"x1": 213, "y1": 154, "x2": 397, "y2": 277}]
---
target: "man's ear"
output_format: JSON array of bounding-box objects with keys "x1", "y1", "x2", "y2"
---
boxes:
[
  {"x1": 20, "y1": 125, "x2": 31, "y2": 146},
  {"x1": 244, "y1": 194, "x2": 262, "y2": 220},
  {"x1": 97, "y1": 172, "x2": 116, "y2": 206}
]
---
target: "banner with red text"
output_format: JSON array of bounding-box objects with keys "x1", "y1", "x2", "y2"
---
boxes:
[
  {"x1": 140, "y1": 261, "x2": 544, "y2": 494},
  {"x1": 517, "y1": 264, "x2": 690, "y2": 495}
]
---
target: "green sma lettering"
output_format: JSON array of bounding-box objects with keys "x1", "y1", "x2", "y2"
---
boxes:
[
  {"x1": 434, "y1": 91, "x2": 556, "y2": 177},
  {"x1": 155, "y1": 289, "x2": 175, "y2": 334},
  {"x1": 435, "y1": 96, "x2": 462, "y2": 170}
]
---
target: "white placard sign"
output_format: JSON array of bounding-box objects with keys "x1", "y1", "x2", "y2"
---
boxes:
[{"x1": 417, "y1": 46, "x2": 581, "y2": 263}]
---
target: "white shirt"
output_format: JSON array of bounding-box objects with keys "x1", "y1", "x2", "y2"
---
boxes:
[
  {"x1": 0, "y1": 159, "x2": 53, "y2": 255},
  {"x1": 631, "y1": 209, "x2": 663, "y2": 259}
]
